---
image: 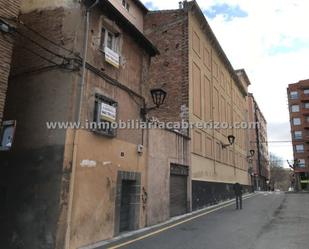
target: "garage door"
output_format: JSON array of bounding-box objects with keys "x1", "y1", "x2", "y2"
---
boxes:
[{"x1": 170, "y1": 164, "x2": 189, "y2": 217}]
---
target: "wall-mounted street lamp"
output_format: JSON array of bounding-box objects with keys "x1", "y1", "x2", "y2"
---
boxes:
[
  {"x1": 221, "y1": 135, "x2": 235, "y2": 148},
  {"x1": 247, "y1": 149, "x2": 255, "y2": 158},
  {"x1": 141, "y1": 88, "x2": 167, "y2": 117}
]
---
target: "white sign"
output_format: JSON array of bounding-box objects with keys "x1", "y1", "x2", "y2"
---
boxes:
[
  {"x1": 104, "y1": 46, "x2": 120, "y2": 68},
  {"x1": 100, "y1": 102, "x2": 116, "y2": 122}
]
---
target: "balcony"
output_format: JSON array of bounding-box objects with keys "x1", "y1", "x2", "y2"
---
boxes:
[
  {"x1": 302, "y1": 107, "x2": 309, "y2": 115},
  {"x1": 300, "y1": 93, "x2": 309, "y2": 101}
]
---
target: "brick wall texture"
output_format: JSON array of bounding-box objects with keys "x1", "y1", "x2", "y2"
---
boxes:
[
  {"x1": 0, "y1": 0, "x2": 20, "y2": 123},
  {"x1": 144, "y1": 10, "x2": 189, "y2": 124}
]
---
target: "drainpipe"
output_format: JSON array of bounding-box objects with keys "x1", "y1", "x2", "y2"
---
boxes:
[
  {"x1": 65, "y1": 1, "x2": 99, "y2": 249},
  {"x1": 78, "y1": 0, "x2": 99, "y2": 123}
]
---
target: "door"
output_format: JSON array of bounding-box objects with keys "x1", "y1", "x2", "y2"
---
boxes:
[
  {"x1": 119, "y1": 180, "x2": 135, "y2": 232},
  {"x1": 170, "y1": 164, "x2": 188, "y2": 217}
]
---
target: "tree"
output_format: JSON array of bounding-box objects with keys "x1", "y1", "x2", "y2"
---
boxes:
[{"x1": 269, "y1": 153, "x2": 291, "y2": 191}]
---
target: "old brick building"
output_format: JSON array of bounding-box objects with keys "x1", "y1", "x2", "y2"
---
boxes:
[
  {"x1": 0, "y1": 0, "x2": 20, "y2": 125},
  {"x1": 0, "y1": 0, "x2": 187, "y2": 248},
  {"x1": 247, "y1": 93, "x2": 270, "y2": 190},
  {"x1": 145, "y1": 1, "x2": 251, "y2": 210},
  {"x1": 287, "y1": 79, "x2": 309, "y2": 190}
]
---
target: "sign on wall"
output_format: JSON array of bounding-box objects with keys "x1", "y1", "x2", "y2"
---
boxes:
[
  {"x1": 100, "y1": 102, "x2": 116, "y2": 122},
  {"x1": 104, "y1": 46, "x2": 120, "y2": 68},
  {"x1": 0, "y1": 120, "x2": 16, "y2": 151}
]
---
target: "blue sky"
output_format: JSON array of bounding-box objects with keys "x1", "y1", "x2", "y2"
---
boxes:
[
  {"x1": 141, "y1": 0, "x2": 309, "y2": 166},
  {"x1": 204, "y1": 3, "x2": 248, "y2": 21}
]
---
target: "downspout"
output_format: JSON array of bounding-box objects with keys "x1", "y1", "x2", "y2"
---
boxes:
[
  {"x1": 65, "y1": 1, "x2": 99, "y2": 249},
  {"x1": 78, "y1": 0, "x2": 100, "y2": 122}
]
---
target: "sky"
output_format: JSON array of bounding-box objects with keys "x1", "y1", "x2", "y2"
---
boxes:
[{"x1": 141, "y1": 0, "x2": 309, "y2": 167}]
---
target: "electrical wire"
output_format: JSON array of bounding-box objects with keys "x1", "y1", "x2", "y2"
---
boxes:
[
  {"x1": 18, "y1": 45, "x2": 60, "y2": 66},
  {"x1": 14, "y1": 30, "x2": 70, "y2": 62},
  {"x1": 20, "y1": 21, "x2": 74, "y2": 54}
]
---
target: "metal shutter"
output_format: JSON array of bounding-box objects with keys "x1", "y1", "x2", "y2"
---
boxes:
[{"x1": 170, "y1": 164, "x2": 188, "y2": 217}]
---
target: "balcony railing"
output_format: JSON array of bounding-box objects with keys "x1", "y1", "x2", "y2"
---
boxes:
[{"x1": 300, "y1": 93, "x2": 309, "y2": 101}]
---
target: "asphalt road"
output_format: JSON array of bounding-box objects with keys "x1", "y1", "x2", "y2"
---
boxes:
[{"x1": 102, "y1": 192, "x2": 309, "y2": 249}]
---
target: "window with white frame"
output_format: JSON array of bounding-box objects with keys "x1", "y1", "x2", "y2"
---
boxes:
[
  {"x1": 290, "y1": 91, "x2": 298, "y2": 99},
  {"x1": 305, "y1": 103, "x2": 309, "y2": 109},
  {"x1": 304, "y1": 89, "x2": 309, "y2": 95},
  {"x1": 291, "y1": 105, "x2": 300, "y2": 112},
  {"x1": 100, "y1": 27, "x2": 119, "y2": 52},
  {"x1": 295, "y1": 144, "x2": 304, "y2": 153},
  {"x1": 293, "y1": 118, "x2": 301, "y2": 125},
  {"x1": 294, "y1": 131, "x2": 302, "y2": 139},
  {"x1": 100, "y1": 26, "x2": 120, "y2": 68},
  {"x1": 298, "y1": 159, "x2": 305, "y2": 167}
]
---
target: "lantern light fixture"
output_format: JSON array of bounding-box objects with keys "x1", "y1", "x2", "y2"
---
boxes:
[
  {"x1": 222, "y1": 135, "x2": 235, "y2": 148},
  {"x1": 141, "y1": 88, "x2": 167, "y2": 117}
]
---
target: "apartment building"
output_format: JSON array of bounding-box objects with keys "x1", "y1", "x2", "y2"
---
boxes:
[
  {"x1": 145, "y1": 1, "x2": 251, "y2": 210},
  {"x1": 0, "y1": 0, "x2": 20, "y2": 145},
  {"x1": 287, "y1": 79, "x2": 309, "y2": 190},
  {"x1": 247, "y1": 93, "x2": 270, "y2": 190},
  {"x1": 0, "y1": 0, "x2": 188, "y2": 248}
]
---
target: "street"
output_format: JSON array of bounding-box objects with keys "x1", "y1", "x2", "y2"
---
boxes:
[{"x1": 101, "y1": 192, "x2": 309, "y2": 249}]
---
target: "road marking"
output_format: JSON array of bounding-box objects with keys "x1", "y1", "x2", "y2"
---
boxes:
[{"x1": 107, "y1": 194, "x2": 257, "y2": 249}]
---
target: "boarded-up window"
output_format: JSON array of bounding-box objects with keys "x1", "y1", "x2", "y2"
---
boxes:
[
  {"x1": 216, "y1": 141, "x2": 221, "y2": 161},
  {"x1": 212, "y1": 60, "x2": 218, "y2": 79},
  {"x1": 192, "y1": 31, "x2": 201, "y2": 56},
  {"x1": 204, "y1": 75, "x2": 211, "y2": 121},
  {"x1": 206, "y1": 136, "x2": 213, "y2": 157},
  {"x1": 193, "y1": 63, "x2": 202, "y2": 118},
  {"x1": 193, "y1": 130, "x2": 203, "y2": 155},
  {"x1": 213, "y1": 87, "x2": 219, "y2": 122},
  {"x1": 203, "y1": 46, "x2": 211, "y2": 69}
]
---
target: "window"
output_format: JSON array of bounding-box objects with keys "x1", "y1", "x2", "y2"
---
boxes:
[
  {"x1": 304, "y1": 89, "x2": 309, "y2": 95},
  {"x1": 304, "y1": 103, "x2": 309, "y2": 109},
  {"x1": 122, "y1": 0, "x2": 130, "y2": 11},
  {"x1": 291, "y1": 105, "x2": 300, "y2": 112},
  {"x1": 290, "y1": 91, "x2": 298, "y2": 99},
  {"x1": 100, "y1": 26, "x2": 120, "y2": 68},
  {"x1": 293, "y1": 118, "x2": 301, "y2": 125},
  {"x1": 101, "y1": 27, "x2": 119, "y2": 52},
  {"x1": 294, "y1": 131, "x2": 302, "y2": 139},
  {"x1": 295, "y1": 144, "x2": 304, "y2": 153},
  {"x1": 93, "y1": 94, "x2": 117, "y2": 137},
  {"x1": 298, "y1": 159, "x2": 305, "y2": 167}
]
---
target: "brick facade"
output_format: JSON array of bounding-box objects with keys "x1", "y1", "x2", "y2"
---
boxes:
[
  {"x1": 144, "y1": 10, "x2": 189, "y2": 124},
  {"x1": 0, "y1": 0, "x2": 20, "y2": 124}
]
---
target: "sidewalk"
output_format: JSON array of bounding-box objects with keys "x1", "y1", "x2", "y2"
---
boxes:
[{"x1": 79, "y1": 192, "x2": 257, "y2": 249}]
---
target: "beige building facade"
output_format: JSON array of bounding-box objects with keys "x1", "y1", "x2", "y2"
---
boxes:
[{"x1": 145, "y1": 1, "x2": 251, "y2": 210}]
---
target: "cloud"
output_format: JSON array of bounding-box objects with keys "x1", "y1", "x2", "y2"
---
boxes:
[
  {"x1": 141, "y1": 0, "x2": 309, "y2": 164},
  {"x1": 203, "y1": 3, "x2": 248, "y2": 21},
  {"x1": 144, "y1": 1, "x2": 159, "y2": 10}
]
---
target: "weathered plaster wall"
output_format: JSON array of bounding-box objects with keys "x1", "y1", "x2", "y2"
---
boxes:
[
  {"x1": 0, "y1": 69, "x2": 75, "y2": 249},
  {"x1": 147, "y1": 128, "x2": 190, "y2": 226},
  {"x1": 0, "y1": 6, "x2": 80, "y2": 249},
  {"x1": 69, "y1": 130, "x2": 147, "y2": 249},
  {"x1": 20, "y1": 0, "x2": 78, "y2": 13}
]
